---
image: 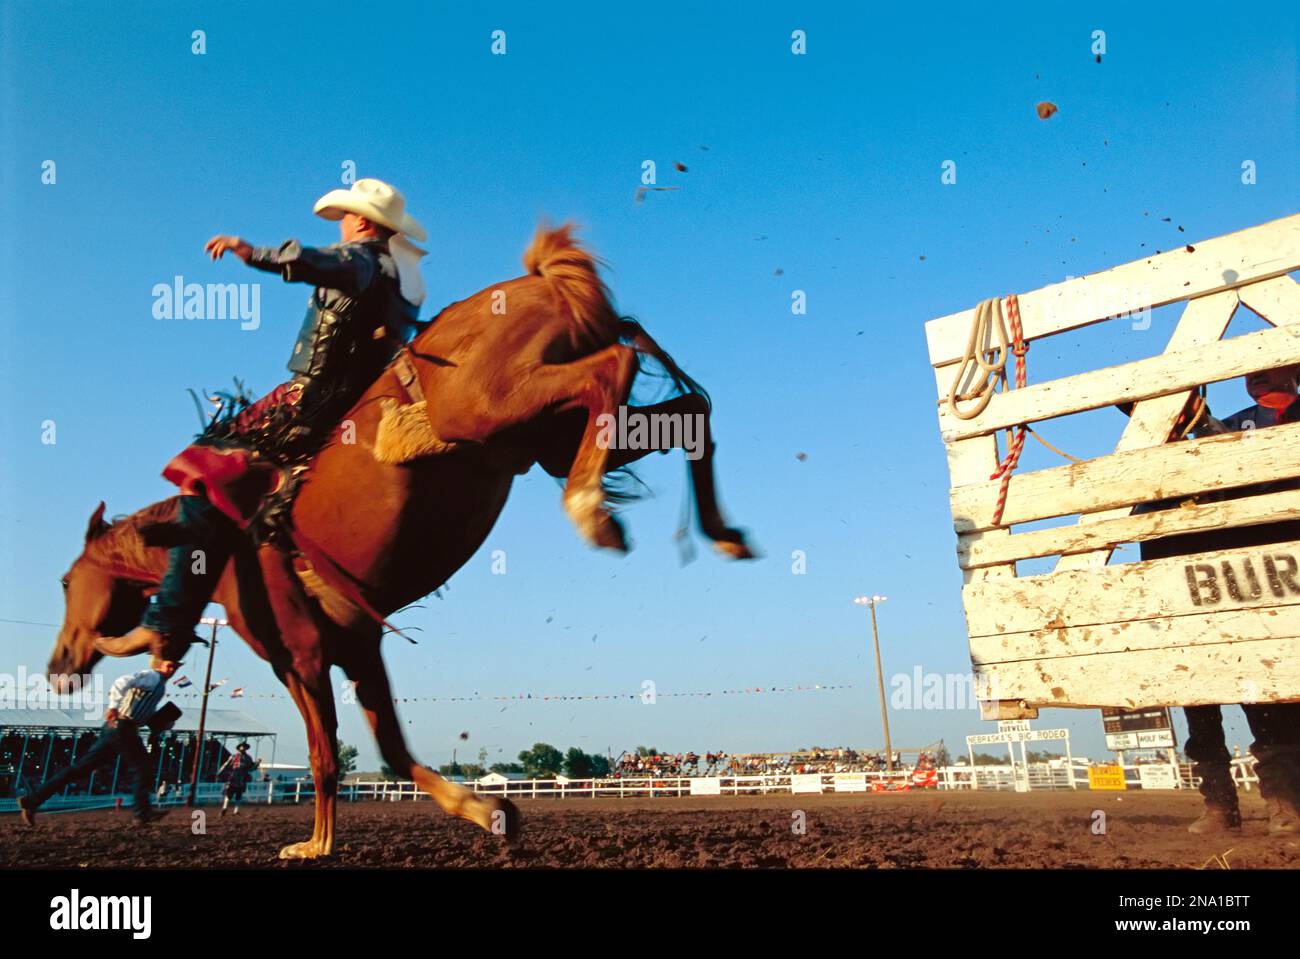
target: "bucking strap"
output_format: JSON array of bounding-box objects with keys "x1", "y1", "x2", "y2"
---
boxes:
[{"x1": 288, "y1": 527, "x2": 415, "y2": 644}]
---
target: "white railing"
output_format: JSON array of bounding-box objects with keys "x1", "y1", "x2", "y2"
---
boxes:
[
  {"x1": 1, "y1": 759, "x2": 1261, "y2": 813},
  {"x1": 0, "y1": 778, "x2": 314, "y2": 814}
]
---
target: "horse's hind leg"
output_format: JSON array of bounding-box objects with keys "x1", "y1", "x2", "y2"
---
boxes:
[
  {"x1": 339, "y1": 636, "x2": 520, "y2": 841},
  {"x1": 429, "y1": 344, "x2": 639, "y2": 550},
  {"x1": 462, "y1": 345, "x2": 637, "y2": 550},
  {"x1": 537, "y1": 346, "x2": 639, "y2": 550},
  {"x1": 600, "y1": 394, "x2": 754, "y2": 559},
  {"x1": 277, "y1": 668, "x2": 339, "y2": 858}
]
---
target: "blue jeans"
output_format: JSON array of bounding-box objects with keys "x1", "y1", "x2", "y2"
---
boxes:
[{"x1": 141, "y1": 495, "x2": 238, "y2": 638}]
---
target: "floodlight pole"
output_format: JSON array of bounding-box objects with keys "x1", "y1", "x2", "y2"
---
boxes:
[
  {"x1": 854, "y1": 595, "x2": 895, "y2": 774},
  {"x1": 186, "y1": 617, "x2": 225, "y2": 807}
]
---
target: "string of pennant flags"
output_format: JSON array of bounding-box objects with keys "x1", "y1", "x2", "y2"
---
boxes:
[
  {"x1": 166, "y1": 680, "x2": 855, "y2": 705},
  {"x1": 2, "y1": 616, "x2": 855, "y2": 706}
]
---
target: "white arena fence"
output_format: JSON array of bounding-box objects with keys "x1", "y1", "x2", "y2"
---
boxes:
[{"x1": 0, "y1": 761, "x2": 1261, "y2": 814}]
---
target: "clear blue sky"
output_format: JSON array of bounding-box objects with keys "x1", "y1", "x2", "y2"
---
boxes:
[{"x1": 1, "y1": 2, "x2": 1295, "y2": 770}]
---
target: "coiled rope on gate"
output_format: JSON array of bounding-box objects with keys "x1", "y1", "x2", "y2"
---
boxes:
[
  {"x1": 946, "y1": 295, "x2": 1022, "y2": 423},
  {"x1": 945, "y1": 292, "x2": 1203, "y2": 530},
  {"x1": 946, "y1": 294, "x2": 1038, "y2": 527}
]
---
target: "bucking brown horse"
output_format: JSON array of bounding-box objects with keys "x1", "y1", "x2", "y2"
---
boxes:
[{"x1": 45, "y1": 225, "x2": 753, "y2": 858}]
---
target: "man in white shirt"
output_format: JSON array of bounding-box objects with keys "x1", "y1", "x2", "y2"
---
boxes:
[{"x1": 19, "y1": 655, "x2": 181, "y2": 825}]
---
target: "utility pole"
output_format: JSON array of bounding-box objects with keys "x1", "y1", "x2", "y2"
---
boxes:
[
  {"x1": 854, "y1": 595, "x2": 894, "y2": 774},
  {"x1": 186, "y1": 617, "x2": 226, "y2": 807}
]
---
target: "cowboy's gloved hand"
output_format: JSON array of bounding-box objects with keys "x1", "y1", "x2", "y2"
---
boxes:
[
  {"x1": 205, "y1": 235, "x2": 253, "y2": 263},
  {"x1": 104, "y1": 708, "x2": 120, "y2": 727}
]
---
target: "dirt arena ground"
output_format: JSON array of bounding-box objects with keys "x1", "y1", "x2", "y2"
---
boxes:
[{"x1": 4, "y1": 790, "x2": 1298, "y2": 869}]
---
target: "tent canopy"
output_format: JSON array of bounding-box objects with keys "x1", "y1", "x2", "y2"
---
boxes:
[{"x1": 0, "y1": 708, "x2": 274, "y2": 737}]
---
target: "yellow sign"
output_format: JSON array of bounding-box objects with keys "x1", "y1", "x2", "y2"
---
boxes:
[{"x1": 1088, "y1": 764, "x2": 1128, "y2": 790}]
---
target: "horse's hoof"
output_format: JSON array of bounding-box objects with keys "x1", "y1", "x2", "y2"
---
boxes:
[
  {"x1": 713, "y1": 533, "x2": 757, "y2": 560},
  {"x1": 577, "y1": 507, "x2": 629, "y2": 552},
  {"x1": 591, "y1": 515, "x2": 629, "y2": 553},
  {"x1": 466, "y1": 795, "x2": 522, "y2": 842},
  {"x1": 491, "y1": 797, "x2": 522, "y2": 843},
  {"x1": 279, "y1": 840, "x2": 329, "y2": 860},
  {"x1": 565, "y1": 490, "x2": 629, "y2": 553}
]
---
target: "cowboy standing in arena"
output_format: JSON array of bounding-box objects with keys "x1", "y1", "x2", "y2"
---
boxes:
[
  {"x1": 19, "y1": 655, "x2": 182, "y2": 825},
  {"x1": 93, "y1": 178, "x2": 428, "y2": 667},
  {"x1": 1135, "y1": 365, "x2": 1300, "y2": 834},
  {"x1": 217, "y1": 741, "x2": 261, "y2": 816}
]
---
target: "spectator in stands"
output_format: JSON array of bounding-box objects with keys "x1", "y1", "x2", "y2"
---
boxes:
[
  {"x1": 19, "y1": 655, "x2": 181, "y2": 826},
  {"x1": 1134, "y1": 368, "x2": 1300, "y2": 834}
]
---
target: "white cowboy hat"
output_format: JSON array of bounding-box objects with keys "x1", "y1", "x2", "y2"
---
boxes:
[{"x1": 313, "y1": 178, "x2": 427, "y2": 243}]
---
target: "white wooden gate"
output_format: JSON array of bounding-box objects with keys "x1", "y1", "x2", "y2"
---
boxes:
[{"x1": 926, "y1": 214, "x2": 1300, "y2": 717}]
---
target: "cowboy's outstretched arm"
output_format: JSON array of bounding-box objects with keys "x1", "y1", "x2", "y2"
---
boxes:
[
  {"x1": 244, "y1": 239, "x2": 378, "y2": 296},
  {"x1": 205, "y1": 235, "x2": 253, "y2": 262}
]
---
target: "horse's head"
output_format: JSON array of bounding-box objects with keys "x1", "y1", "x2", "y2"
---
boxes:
[{"x1": 47, "y1": 502, "x2": 152, "y2": 691}]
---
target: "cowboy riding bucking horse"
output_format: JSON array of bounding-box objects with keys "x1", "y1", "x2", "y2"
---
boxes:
[
  {"x1": 45, "y1": 173, "x2": 754, "y2": 857},
  {"x1": 96, "y1": 178, "x2": 428, "y2": 666}
]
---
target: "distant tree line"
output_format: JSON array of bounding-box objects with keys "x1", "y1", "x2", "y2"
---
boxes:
[
  {"x1": 429, "y1": 743, "x2": 615, "y2": 780},
  {"x1": 970, "y1": 750, "x2": 1064, "y2": 765}
]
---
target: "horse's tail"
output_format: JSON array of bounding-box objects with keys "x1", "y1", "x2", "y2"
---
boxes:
[
  {"x1": 618, "y1": 318, "x2": 711, "y2": 410},
  {"x1": 523, "y1": 222, "x2": 620, "y2": 351}
]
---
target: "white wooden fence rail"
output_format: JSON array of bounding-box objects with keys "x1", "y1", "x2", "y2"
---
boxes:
[
  {"x1": 1, "y1": 761, "x2": 1261, "y2": 814},
  {"x1": 925, "y1": 213, "x2": 1300, "y2": 714}
]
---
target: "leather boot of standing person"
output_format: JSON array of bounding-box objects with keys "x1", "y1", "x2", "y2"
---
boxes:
[
  {"x1": 1183, "y1": 705, "x2": 1242, "y2": 833},
  {"x1": 1241, "y1": 703, "x2": 1300, "y2": 834}
]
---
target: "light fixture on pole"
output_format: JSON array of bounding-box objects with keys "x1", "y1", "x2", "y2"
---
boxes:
[{"x1": 853, "y1": 595, "x2": 894, "y2": 774}]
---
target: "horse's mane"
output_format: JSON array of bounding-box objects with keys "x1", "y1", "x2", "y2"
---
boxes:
[{"x1": 84, "y1": 496, "x2": 181, "y2": 581}]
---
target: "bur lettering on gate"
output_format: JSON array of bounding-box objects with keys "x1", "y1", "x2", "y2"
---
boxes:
[{"x1": 1185, "y1": 552, "x2": 1300, "y2": 606}]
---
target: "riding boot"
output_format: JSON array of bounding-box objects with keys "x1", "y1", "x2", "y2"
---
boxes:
[{"x1": 139, "y1": 495, "x2": 238, "y2": 658}]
